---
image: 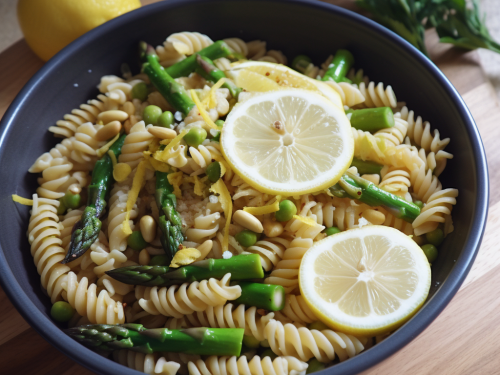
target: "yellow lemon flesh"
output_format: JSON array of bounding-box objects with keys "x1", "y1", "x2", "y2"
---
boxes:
[
  {"x1": 227, "y1": 61, "x2": 343, "y2": 109},
  {"x1": 299, "y1": 225, "x2": 432, "y2": 336},
  {"x1": 18, "y1": 0, "x2": 141, "y2": 61},
  {"x1": 221, "y1": 89, "x2": 353, "y2": 196}
]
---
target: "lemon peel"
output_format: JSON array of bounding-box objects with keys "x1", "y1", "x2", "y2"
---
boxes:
[
  {"x1": 154, "y1": 129, "x2": 188, "y2": 163},
  {"x1": 122, "y1": 160, "x2": 147, "y2": 235},
  {"x1": 210, "y1": 180, "x2": 232, "y2": 252},
  {"x1": 170, "y1": 248, "x2": 202, "y2": 268},
  {"x1": 190, "y1": 90, "x2": 219, "y2": 130},
  {"x1": 292, "y1": 215, "x2": 317, "y2": 227},
  {"x1": 209, "y1": 78, "x2": 227, "y2": 109},
  {"x1": 12, "y1": 194, "x2": 33, "y2": 206},
  {"x1": 244, "y1": 196, "x2": 282, "y2": 215},
  {"x1": 96, "y1": 133, "x2": 120, "y2": 158},
  {"x1": 167, "y1": 172, "x2": 184, "y2": 199}
]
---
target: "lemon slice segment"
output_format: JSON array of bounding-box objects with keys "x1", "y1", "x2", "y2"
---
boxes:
[
  {"x1": 228, "y1": 61, "x2": 343, "y2": 109},
  {"x1": 299, "y1": 225, "x2": 431, "y2": 336},
  {"x1": 221, "y1": 89, "x2": 354, "y2": 195}
]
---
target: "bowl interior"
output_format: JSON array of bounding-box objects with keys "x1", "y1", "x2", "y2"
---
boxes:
[{"x1": 0, "y1": 1, "x2": 487, "y2": 374}]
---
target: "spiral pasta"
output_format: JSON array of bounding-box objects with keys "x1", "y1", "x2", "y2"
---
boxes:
[
  {"x1": 107, "y1": 185, "x2": 138, "y2": 252},
  {"x1": 113, "y1": 350, "x2": 181, "y2": 375},
  {"x1": 167, "y1": 32, "x2": 214, "y2": 55},
  {"x1": 119, "y1": 121, "x2": 154, "y2": 170},
  {"x1": 355, "y1": 81, "x2": 397, "y2": 108},
  {"x1": 70, "y1": 122, "x2": 104, "y2": 165},
  {"x1": 379, "y1": 166, "x2": 412, "y2": 201},
  {"x1": 264, "y1": 320, "x2": 366, "y2": 363},
  {"x1": 186, "y1": 210, "x2": 221, "y2": 242},
  {"x1": 245, "y1": 237, "x2": 290, "y2": 271},
  {"x1": 246, "y1": 40, "x2": 267, "y2": 60},
  {"x1": 324, "y1": 81, "x2": 365, "y2": 107},
  {"x1": 188, "y1": 355, "x2": 308, "y2": 375},
  {"x1": 274, "y1": 295, "x2": 317, "y2": 326},
  {"x1": 223, "y1": 38, "x2": 248, "y2": 57},
  {"x1": 136, "y1": 273, "x2": 241, "y2": 318},
  {"x1": 374, "y1": 117, "x2": 408, "y2": 147},
  {"x1": 258, "y1": 50, "x2": 288, "y2": 65},
  {"x1": 412, "y1": 188, "x2": 459, "y2": 236}
]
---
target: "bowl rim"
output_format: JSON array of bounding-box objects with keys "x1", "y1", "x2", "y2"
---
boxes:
[{"x1": 0, "y1": 0, "x2": 489, "y2": 374}]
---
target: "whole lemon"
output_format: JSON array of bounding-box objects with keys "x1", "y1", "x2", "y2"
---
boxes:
[{"x1": 18, "y1": 0, "x2": 141, "y2": 61}]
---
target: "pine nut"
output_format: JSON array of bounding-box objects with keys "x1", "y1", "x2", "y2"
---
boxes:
[
  {"x1": 95, "y1": 121, "x2": 122, "y2": 141},
  {"x1": 263, "y1": 219, "x2": 284, "y2": 237},
  {"x1": 140, "y1": 215, "x2": 156, "y2": 243},
  {"x1": 139, "y1": 249, "x2": 150, "y2": 265},
  {"x1": 148, "y1": 126, "x2": 177, "y2": 139},
  {"x1": 233, "y1": 210, "x2": 264, "y2": 233},
  {"x1": 362, "y1": 209, "x2": 385, "y2": 225},
  {"x1": 97, "y1": 110, "x2": 129, "y2": 123},
  {"x1": 361, "y1": 174, "x2": 380, "y2": 185}
]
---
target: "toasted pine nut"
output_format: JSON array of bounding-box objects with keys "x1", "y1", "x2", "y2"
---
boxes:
[
  {"x1": 263, "y1": 219, "x2": 284, "y2": 237},
  {"x1": 362, "y1": 209, "x2": 385, "y2": 225},
  {"x1": 148, "y1": 126, "x2": 177, "y2": 140},
  {"x1": 95, "y1": 121, "x2": 122, "y2": 141},
  {"x1": 139, "y1": 249, "x2": 150, "y2": 265},
  {"x1": 97, "y1": 110, "x2": 129, "y2": 123},
  {"x1": 140, "y1": 215, "x2": 156, "y2": 243},
  {"x1": 233, "y1": 210, "x2": 264, "y2": 233},
  {"x1": 122, "y1": 101, "x2": 135, "y2": 116},
  {"x1": 196, "y1": 240, "x2": 213, "y2": 261},
  {"x1": 361, "y1": 174, "x2": 380, "y2": 185}
]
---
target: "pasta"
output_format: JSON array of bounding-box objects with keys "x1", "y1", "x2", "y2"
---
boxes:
[
  {"x1": 354, "y1": 81, "x2": 398, "y2": 108},
  {"x1": 113, "y1": 350, "x2": 181, "y2": 375},
  {"x1": 274, "y1": 295, "x2": 317, "y2": 326}
]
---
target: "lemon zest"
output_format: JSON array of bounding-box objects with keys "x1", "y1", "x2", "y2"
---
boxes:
[
  {"x1": 190, "y1": 89, "x2": 218, "y2": 130},
  {"x1": 212, "y1": 154, "x2": 230, "y2": 178},
  {"x1": 143, "y1": 151, "x2": 172, "y2": 173},
  {"x1": 113, "y1": 163, "x2": 132, "y2": 182},
  {"x1": 210, "y1": 179, "x2": 232, "y2": 252},
  {"x1": 96, "y1": 133, "x2": 120, "y2": 158},
  {"x1": 167, "y1": 171, "x2": 184, "y2": 199},
  {"x1": 122, "y1": 160, "x2": 147, "y2": 235},
  {"x1": 244, "y1": 195, "x2": 282, "y2": 215},
  {"x1": 209, "y1": 78, "x2": 226, "y2": 109},
  {"x1": 154, "y1": 129, "x2": 188, "y2": 163},
  {"x1": 169, "y1": 248, "x2": 201, "y2": 268},
  {"x1": 108, "y1": 150, "x2": 117, "y2": 167},
  {"x1": 293, "y1": 215, "x2": 318, "y2": 227},
  {"x1": 12, "y1": 194, "x2": 33, "y2": 206},
  {"x1": 193, "y1": 175, "x2": 205, "y2": 197}
]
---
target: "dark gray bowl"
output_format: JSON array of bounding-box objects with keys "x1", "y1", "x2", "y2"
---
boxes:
[{"x1": 0, "y1": 0, "x2": 488, "y2": 374}]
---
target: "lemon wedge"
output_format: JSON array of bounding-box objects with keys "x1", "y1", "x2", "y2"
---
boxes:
[
  {"x1": 221, "y1": 89, "x2": 354, "y2": 195},
  {"x1": 227, "y1": 61, "x2": 343, "y2": 109},
  {"x1": 299, "y1": 225, "x2": 431, "y2": 336}
]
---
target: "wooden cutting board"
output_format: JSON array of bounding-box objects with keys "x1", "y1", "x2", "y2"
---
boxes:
[{"x1": 0, "y1": 1, "x2": 499, "y2": 374}]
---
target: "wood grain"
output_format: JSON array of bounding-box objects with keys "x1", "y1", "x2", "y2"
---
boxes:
[{"x1": 0, "y1": 1, "x2": 497, "y2": 374}]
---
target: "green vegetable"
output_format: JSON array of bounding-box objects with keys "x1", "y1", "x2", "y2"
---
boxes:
[
  {"x1": 425, "y1": 228, "x2": 444, "y2": 247},
  {"x1": 62, "y1": 134, "x2": 127, "y2": 263},
  {"x1": 155, "y1": 171, "x2": 185, "y2": 262},
  {"x1": 184, "y1": 127, "x2": 207, "y2": 147},
  {"x1": 149, "y1": 255, "x2": 170, "y2": 266},
  {"x1": 233, "y1": 282, "x2": 286, "y2": 311},
  {"x1": 307, "y1": 359, "x2": 326, "y2": 374},
  {"x1": 291, "y1": 55, "x2": 312, "y2": 73},
  {"x1": 66, "y1": 324, "x2": 244, "y2": 356},
  {"x1": 194, "y1": 55, "x2": 242, "y2": 98},
  {"x1": 51, "y1": 301, "x2": 75, "y2": 323},
  {"x1": 329, "y1": 172, "x2": 420, "y2": 223},
  {"x1": 413, "y1": 200, "x2": 423, "y2": 209},
  {"x1": 106, "y1": 254, "x2": 265, "y2": 286},
  {"x1": 206, "y1": 161, "x2": 221, "y2": 183},
  {"x1": 62, "y1": 191, "x2": 81, "y2": 209},
  {"x1": 243, "y1": 335, "x2": 261, "y2": 349},
  {"x1": 275, "y1": 200, "x2": 297, "y2": 222},
  {"x1": 57, "y1": 199, "x2": 67, "y2": 215},
  {"x1": 235, "y1": 229, "x2": 259, "y2": 247},
  {"x1": 308, "y1": 321, "x2": 329, "y2": 331},
  {"x1": 347, "y1": 107, "x2": 395, "y2": 133},
  {"x1": 131, "y1": 82, "x2": 149, "y2": 102},
  {"x1": 215, "y1": 120, "x2": 224, "y2": 127},
  {"x1": 143, "y1": 105, "x2": 163, "y2": 125},
  {"x1": 128, "y1": 231, "x2": 148, "y2": 251},
  {"x1": 157, "y1": 111, "x2": 174, "y2": 127},
  {"x1": 324, "y1": 227, "x2": 341, "y2": 236},
  {"x1": 321, "y1": 49, "x2": 354, "y2": 83},
  {"x1": 421, "y1": 244, "x2": 438, "y2": 263},
  {"x1": 350, "y1": 158, "x2": 383, "y2": 175}
]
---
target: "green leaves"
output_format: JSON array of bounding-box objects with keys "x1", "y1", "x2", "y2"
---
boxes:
[{"x1": 356, "y1": 0, "x2": 500, "y2": 56}]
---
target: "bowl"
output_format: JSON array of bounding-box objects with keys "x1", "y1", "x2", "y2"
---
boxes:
[{"x1": 0, "y1": 0, "x2": 489, "y2": 374}]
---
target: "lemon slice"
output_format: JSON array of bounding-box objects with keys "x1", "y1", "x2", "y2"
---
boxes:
[
  {"x1": 221, "y1": 89, "x2": 354, "y2": 195},
  {"x1": 299, "y1": 225, "x2": 431, "y2": 336},
  {"x1": 227, "y1": 61, "x2": 343, "y2": 109}
]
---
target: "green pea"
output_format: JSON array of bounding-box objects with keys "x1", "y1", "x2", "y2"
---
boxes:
[
  {"x1": 275, "y1": 200, "x2": 297, "y2": 222},
  {"x1": 212, "y1": 131, "x2": 221, "y2": 142},
  {"x1": 62, "y1": 191, "x2": 81, "y2": 209},
  {"x1": 421, "y1": 244, "x2": 438, "y2": 263},
  {"x1": 235, "y1": 229, "x2": 259, "y2": 247},
  {"x1": 131, "y1": 82, "x2": 149, "y2": 102},
  {"x1": 50, "y1": 301, "x2": 75, "y2": 323},
  {"x1": 184, "y1": 127, "x2": 207, "y2": 147},
  {"x1": 57, "y1": 199, "x2": 67, "y2": 215},
  {"x1": 291, "y1": 55, "x2": 312, "y2": 72},
  {"x1": 206, "y1": 161, "x2": 221, "y2": 183},
  {"x1": 128, "y1": 231, "x2": 148, "y2": 251},
  {"x1": 157, "y1": 111, "x2": 174, "y2": 127},
  {"x1": 414, "y1": 200, "x2": 424, "y2": 209},
  {"x1": 149, "y1": 255, "x2": 170, "y2": 266},
  {"x1": 261, "y1": 349, "x2": 277, "y2": 360},
  {"x1": 324, "y1": 227, "x2": 341, "y2": 236},
  {"x1": 425, "y1": 228, "x2": 444, "y2": 247},
  {"x1": 243, "y1": 335, "x2": 261, "y2": 349},
  {"x1": 143, "y1": 105, "x2": 163, "y2": 125},
  {"x1": 307, "y1": 359, "x2": 326, "y2": 374},
  {"x1": 308, "y1": 321, "x2": 329, "y2": 331},
  {"x1": 215, "y1": 119, "x2": 224, "y2": 127}
]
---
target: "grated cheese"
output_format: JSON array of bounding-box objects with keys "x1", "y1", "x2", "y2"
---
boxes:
[
  {"x1": 293, "y1": 215, "x2": 318, "y2": 227},
  {"x1": 167, "y1": 171, "x2": 184, "y2": 198},
  {"x1": 143, "y1": 151, "x2": 172, "y2": 173},
  {"x1": 190, "y1": 90, "x2": 218, "y2": 130},
  {"x1": 12, "y1": 194, "x2": 33, "y2": 206},
  {"x1": 96, "y1": 133, "x2": 120, "y2": 158},
  {"x1": 210, "y1": 179, "x2": 232, "y2": 253},
  {"x1": 154, "y1": 129, "x2": 188, "y2": 163},
  {"x1": 209, "y1": 78, "x2": 226, "y2": 109},
  {"x1": 244, "y1": 195, "x2": 282, "y2": 216},
  {"x1": 170, "y1": 248, "x2": 201, "y2": 268},
  {"x1": 122, "y1": 160, "x2": 148, "y2": 235}
]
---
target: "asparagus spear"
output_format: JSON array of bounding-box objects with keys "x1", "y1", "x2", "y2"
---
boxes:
[
  {"x1": 66, "y1": 324, "x2": 244, "y2": 356},
  {"x1": 350, "y1": 158, "x2": 383, "y2": 175},
  {"x1": 233, "y1": 282, "x2": 286, "y2": 311},
  {"x1": 346, "y1": 107, "x2": 395, "y2": 132},
  {"x1": 155, "y1": 171, "x2": 184, "y2": 262},
  {"x1": 330, "y1": 172, "x2": 420, "y2": 222},
  {"x1": 105, "y1": 254, "x2": 265, "y2": 286},
  {"x1": 194, "y1": 54, "x2": 242, "y2": 99},
  {"x1": 321, "y1": 49, "x2": 354, "y2": 83},
  {"x1": 62, "y1": 134, "x2": 127, "y2": 263}
]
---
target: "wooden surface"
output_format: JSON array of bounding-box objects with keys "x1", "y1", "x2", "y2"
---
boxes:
[{"x1": 0, "y1": 1, "x2": 499, "y2": 374}]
